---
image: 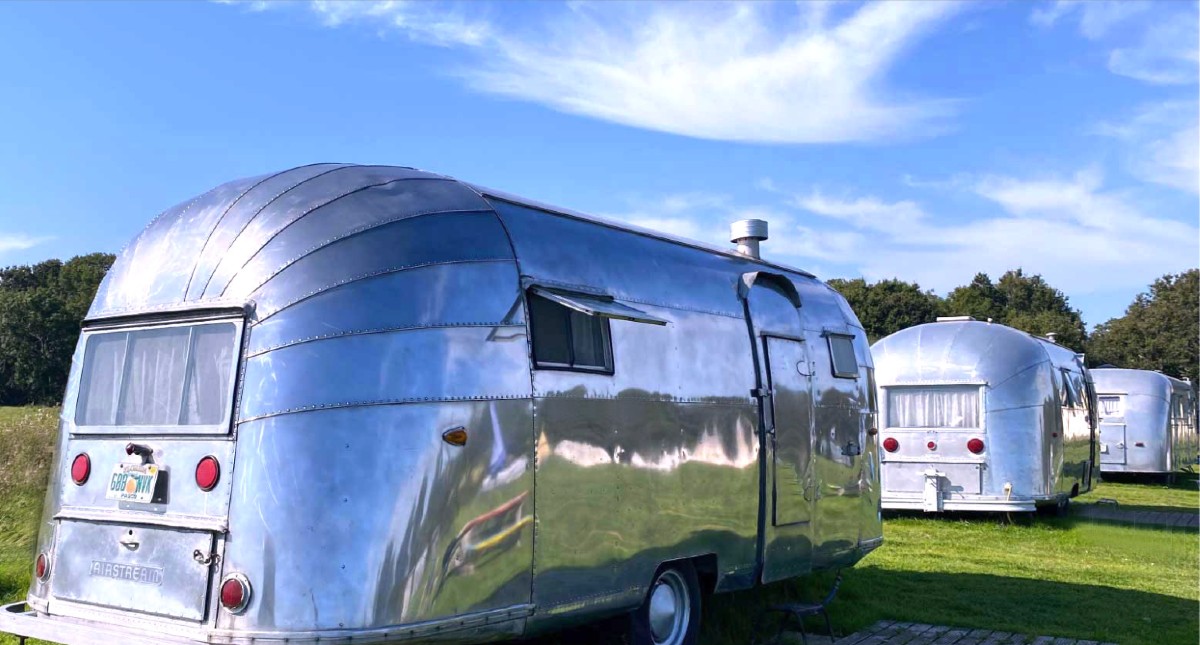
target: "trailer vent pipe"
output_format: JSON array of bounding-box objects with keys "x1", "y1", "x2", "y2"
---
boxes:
[
  {"x1": 1046, "y1": 332, "x2": 1058, "y2": 343},
  {"x1": 730, "y1": 219, "x2": 768, "y2": 259}
]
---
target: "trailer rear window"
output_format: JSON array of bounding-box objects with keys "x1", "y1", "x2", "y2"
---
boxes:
[
  {"x1": 528, "y1": 290, "x2": 613, "y2": 373},
  {"x1": 887, "y1": 386, "x2": 980, "y2": 429},
  {"x1": 75, "y1": 322, "x2": 239, "y2": 427},
  {"x1": 1098, "y1": 395, "x2": 1122, "y2": 418}
]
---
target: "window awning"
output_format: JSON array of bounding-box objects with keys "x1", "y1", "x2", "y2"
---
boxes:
[{"x1": 531, "y1": 287, "x2": 668, "y2": 326}]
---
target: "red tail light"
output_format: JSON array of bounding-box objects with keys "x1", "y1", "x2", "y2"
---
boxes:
[
  {"x1": 926, "y1": 441, "x2": 937, "y2": 451},
  {"x1": 195, "y1": 456, "x2": 220, "y2": 492},
  {"x1": 70, "y1": 453, "x2": 90, "y2": 485},
  {"x1": 220, "y1": 574, "x2": 251, "y2": 613},
  {"x1": 967, "y1": 438, "x2": 985, "y2": 454},
  {"x1": 882, "y1": 437, "x2": 899, "y2": 452},
  {"x1": 35, "y1": 552, "x2": 50, "y2": 581}
]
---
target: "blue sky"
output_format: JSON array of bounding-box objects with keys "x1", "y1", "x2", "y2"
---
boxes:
[{"x1": 0, "y1": 1, "x2": 1196, "y2": 327}]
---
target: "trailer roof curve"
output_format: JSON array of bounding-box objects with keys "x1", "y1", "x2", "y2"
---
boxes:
[
  {"x1": 871, "y1": 319, "x2": 1082, "y2": 386},
  {"x1": 88, "y1": 163, "x2": 818, "y2": 321},
  {"x1": 1091, "y1": 368, "x2": 1194, "y2": 401}
]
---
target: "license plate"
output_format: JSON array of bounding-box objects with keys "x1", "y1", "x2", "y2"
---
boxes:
[{"x1": 105, "y1": 463, "x2": 160, "y2": 503}]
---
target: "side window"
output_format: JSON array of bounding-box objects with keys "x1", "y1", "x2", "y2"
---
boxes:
[
  {"x1": 528, "y1": 291, "x2": 613, "y2": 373},
  {"x1": 1059, "y1": 369, "x2": 1076, "y2": 408},
  {"x1": 828, "y1": 334, "x2": 858, "y2": 379}
]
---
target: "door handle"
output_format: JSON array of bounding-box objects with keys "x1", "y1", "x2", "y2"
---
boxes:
[{"x1": 119, "y1": 536, "x2": 139, "y2": 550}]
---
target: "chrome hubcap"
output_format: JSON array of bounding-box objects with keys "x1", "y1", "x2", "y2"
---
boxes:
[{"x1": 648, "y1": 570, "x2": 690, "y2": 644}]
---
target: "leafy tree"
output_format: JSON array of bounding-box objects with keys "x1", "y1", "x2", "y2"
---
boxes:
[
  {"x1": 943, "y1": 272, "x2": 1006, "y2": 323},
  {"x1": 827, "y1": 277, "x2": 942, "y2": 343},
  {"x1": 1089, "y1": 269, "x2": 1199, "y2": 384},
  {"x1": 943, "y1": 270, "x2": 1086, "y2": 352},
  {"x1": 0, "y1": 253, "x2": 115, "y2": 405}
]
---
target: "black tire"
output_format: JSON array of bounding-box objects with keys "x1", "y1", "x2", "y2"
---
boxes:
[
  {"x1": 1036, "y1": 495, "x2": 1070, "y2": 517},
  {"x1": 629, "y1": 562, "x2": 701, "y2": 645}
]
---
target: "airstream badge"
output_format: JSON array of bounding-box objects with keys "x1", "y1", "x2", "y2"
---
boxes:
[
  {"x1": 89, "y1": 561, "x2": 163, "y2": 586},
  {"x1": 105, "y1": 463, "x2": 159, "y2": 504}
]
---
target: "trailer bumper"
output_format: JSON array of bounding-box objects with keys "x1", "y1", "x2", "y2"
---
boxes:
[
  {"x1": 881, "y1": 496, "x2": 1038, "y2": 513},
  {"x1": 1, "y1": 601, "x2": 532, "y2": 645},
  {"x1": 1, "y1": 602, "x2": 196, "y2": 645}
]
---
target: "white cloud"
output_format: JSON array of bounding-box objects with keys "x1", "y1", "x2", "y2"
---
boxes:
[
  {"x1": 789, "y1": 191, "x2": 927, "y2": 236},
  {"x1": 600, "y1": 192, "x2": 729, "y2": 242},
  {"x1": 308, "y1": 0, "x2": 492, "y2": 47},
  {"x1": 600, "y1": 192, "x2": 865, "y2": 263},
  {"x1": 714, "y1": 171, "x2": 1196, "y2": 296},
  {"x1": 0, "y1": 233, "x2": 48, "y2": 257},
  {"x1": 1093, "y1": 101, "x2": 1199, "y2": 193},
  {"x1": 228, "y1": 1, "x2": 965, "y2": 144},
  {"x1": 1030, "y1": 1, "x2": 1149, "y2": 39},
  {"x1": 1108, "y1": 19, "x2": 1200, "y2": 85},
  {"x1": 1032, "y1": 0, "x2": 1198, "y2": 85}
]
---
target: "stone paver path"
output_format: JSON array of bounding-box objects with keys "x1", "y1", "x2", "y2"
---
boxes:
[
  {"x1": 1074, "y1": 503, "x2": 1198, "y2": 530},
  {"x1": 775, "y1": 621, "x2": 1118, "y2": 645}
]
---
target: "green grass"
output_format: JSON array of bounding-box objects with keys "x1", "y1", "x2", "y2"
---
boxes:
[
  {"x1": 0, "y1": 406, "x2": 57, "y2": 645},
  {"x1": 1075, "y1": 473, "x2": 1199, "y2": 515},
  {"x1": 1, "y1": 407, "x2": 1196, "y2": 645},
  {"x1": 538, "y1": 513, "x2": 1198, "y2": 645}
]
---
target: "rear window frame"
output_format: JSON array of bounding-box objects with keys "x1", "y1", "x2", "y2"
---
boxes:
[{"x1": 71, "y1": 316, "x2": 245, "y2": 435}]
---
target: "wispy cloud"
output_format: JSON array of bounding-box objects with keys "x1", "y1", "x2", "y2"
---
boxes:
[
  {"x1": 1092, "y1": 101, "x2": 1199, "y2": 193},
  {"x1": 1031, "y1": 0, "x2": 1198, "y2": 85},
  {"x1": 0, "y1": 233, "x2": 49, "y2": 258},
  {"x1": 224, "y1": 1, "x2": 965, "y2": 144},
  {"x1": 614, "y1": 171, "x2": 1196, "y2": 299}
]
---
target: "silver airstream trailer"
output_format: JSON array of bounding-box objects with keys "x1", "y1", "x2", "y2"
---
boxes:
[
  {"x1": 871, "y1": 317, "x2": 1097, "y2": 513},
  {"x1": 1091, "y1": 368, "x2": 1198, "y2": 476},
  {"x1": 0, "y1": 164, "x2": 882, "y2": 645}
]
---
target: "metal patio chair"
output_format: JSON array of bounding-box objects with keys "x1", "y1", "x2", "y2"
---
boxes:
[{"x1": 758, "y1": 571, "x2": 842, "y2": 645}]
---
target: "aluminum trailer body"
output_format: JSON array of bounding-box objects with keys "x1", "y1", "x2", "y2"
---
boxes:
[
  {"x1": 872, "y1": 319, "x2": 1097, "y2": 513},
  {"x1": 1091, "y1": 368, "x2": 1197, "y2": 474},
  {"x1": 0, "y1": 164, "x2": 882, "y2": 645}
]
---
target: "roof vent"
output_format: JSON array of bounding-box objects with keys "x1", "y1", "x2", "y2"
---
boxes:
[
  {"x1": 936, "y1": 316, "x2": 976, "y2": 322},
  {"x1": 1046, "y1": 332, "x2": 1058, "y2": 343},
  {"x1": 730, "y1": 219, "x2": 768, "y2": 259}
]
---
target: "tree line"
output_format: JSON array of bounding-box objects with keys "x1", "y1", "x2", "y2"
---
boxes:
[
  {"x1": 828, "y1": 268, "x2": 1199, "y2": 385},
  {"x1": 0, "y1": 254, "x2": 1195, "y2": 405}
]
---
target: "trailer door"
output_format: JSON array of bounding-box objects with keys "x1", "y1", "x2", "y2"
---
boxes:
[
  {"x1": 1098, "y1": 395, "x2": 1126, "y2": 465},
  {"x1": 739, "y1": 271, "x2": 813, "y2": 584},
  {"x1": 765, "y1": 336, "x2": 814, "y2": 526}
]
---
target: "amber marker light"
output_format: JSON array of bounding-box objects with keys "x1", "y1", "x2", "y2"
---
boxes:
[{"x1": 442, "y1": 426, "x2": 468, "y2": 446}]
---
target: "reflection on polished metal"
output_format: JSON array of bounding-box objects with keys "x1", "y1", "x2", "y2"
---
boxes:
[
  {"x1": 872, "y1": 319, "x2": 1099, "y2": 513},
  {"x1": 0, "y1": 164, "x2": 881, "y2": 645},
  {"x1": 1090, "y1": 368, "x2": 1198, "y2": 474}
]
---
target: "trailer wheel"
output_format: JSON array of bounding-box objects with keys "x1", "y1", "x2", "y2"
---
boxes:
[{"x1": 630, "y1": 562, "x2": 701, "y2": 645}]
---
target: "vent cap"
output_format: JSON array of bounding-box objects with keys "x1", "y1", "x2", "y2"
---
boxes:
[{"x1": 730, "y1": 219, "x2": 768, "y2": 259}]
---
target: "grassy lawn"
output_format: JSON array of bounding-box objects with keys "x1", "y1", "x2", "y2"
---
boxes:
[
  {"x1": 0, "y1": 406, "x2": 1196, "y2": 645},
  {"x1": 539, "y1": 513, "x2": 1198, "y2": 645},
  {"x1": 1075, "y1": 473, "x2": 1199, "y2": 515}
]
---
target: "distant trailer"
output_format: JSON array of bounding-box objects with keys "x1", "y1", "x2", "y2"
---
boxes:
[
  {"x1": 1091, "y1": 368, "x2": 1198, "y2": 475},
  {"x1": 872, "y1": 318, "x2": 1098, "y2": 513},
  {"x1": 0, "y1": 164, "x2": 882, "y2": 645}
]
